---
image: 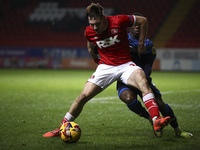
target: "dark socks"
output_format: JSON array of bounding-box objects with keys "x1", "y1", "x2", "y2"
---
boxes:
[
  {"x1": 159, "y1": 103, "x2": 178, "y2": 128},
  {"x1": 127, "y1": 99, "x2": 150, "y2": 119}
]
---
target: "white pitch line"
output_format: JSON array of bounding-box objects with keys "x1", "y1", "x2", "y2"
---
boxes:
[
  {"x1": 162, "y1": 89, "x2": 200, "y2": 95},
  {"x1": 91, "y1": 89, "x2": 200, "y2": 101},
  {"x1": 89, "y1": 89, "x2": 200, "y2": 108},
  {"x1": 91, "y1": 96, "x2": 118, "y2": 101}
]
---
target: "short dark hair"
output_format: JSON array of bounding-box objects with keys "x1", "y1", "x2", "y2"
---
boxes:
[
  {"x1": 133, "y1": 12, "x2": 143, "y2": 17},
  {"x1": 86, "y1": 3, "x2": 104, "y2": 18}
]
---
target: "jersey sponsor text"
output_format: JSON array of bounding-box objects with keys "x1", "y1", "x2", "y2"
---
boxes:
[{"x1": 96, "y1": 35, "x2": 120, "y2": 49}]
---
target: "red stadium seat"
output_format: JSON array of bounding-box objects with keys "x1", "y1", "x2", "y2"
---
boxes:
[
  {"x1": 2, "y1": 0, "x2": 198, "y2": 48},
  {"x1": 166, "y1": 0, "x2": 200, "y2": 48}
]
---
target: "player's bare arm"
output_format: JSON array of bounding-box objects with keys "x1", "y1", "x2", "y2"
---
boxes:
[
  {"x1": 134, "y1": 16, "x2": 148, "y2": 56},
  {"x1": 87, "y1": 41, "x2": 99, "y2": 63}
]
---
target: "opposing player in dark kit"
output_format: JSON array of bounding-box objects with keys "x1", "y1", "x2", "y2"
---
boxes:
[{"x1": 116, "y1": 13, "x2": 193, "y2": 138}]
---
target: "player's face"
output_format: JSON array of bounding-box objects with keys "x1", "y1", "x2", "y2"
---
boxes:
[
  {"x1": 88, "y1": 16, "x2": 105, "y2": 34},
  {"x1": 130, "y1": 25, "x2": 140, "y2": 37}
]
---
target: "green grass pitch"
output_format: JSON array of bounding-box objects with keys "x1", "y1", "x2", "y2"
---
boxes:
[{"x1": 0, "y1": 69, "x2": 200, "y2": 150}]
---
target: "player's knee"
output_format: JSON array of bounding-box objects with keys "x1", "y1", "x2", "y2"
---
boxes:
[{"x1": 120, "y1": 90, "x2": 136, "y2": 104}]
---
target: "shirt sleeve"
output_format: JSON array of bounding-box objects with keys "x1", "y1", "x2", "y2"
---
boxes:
[
  {"x1": 118, "y1": 15, "x2": 136, "y2": 28},
  {"x1": 130, "y1": 15, "x2": 136, "y2": 26},
  {"x1": 146, "y1": 39, "x2": 156, "y2": 55}
]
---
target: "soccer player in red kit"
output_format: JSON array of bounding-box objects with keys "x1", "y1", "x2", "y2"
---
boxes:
[{"x1": 43, "y1": 3, "x2": 170, "y2": 137}]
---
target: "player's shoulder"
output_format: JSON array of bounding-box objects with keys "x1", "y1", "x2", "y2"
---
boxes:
[
  {"x1": 145, "y1": 38, "x2": 154, "y2": 47},
  {"x1": 145, "y1": 38, "x2": 156, "y2": 54},
  {"x1": 145, "y1": 38, "x2": 152, "y2": 43},
  {"x1": 107, "y1": 15, "x2": 125, "y2": 18},
  {"x1": 107, "y1": 15, "x2": 131, "y2": 24},
  {"x1": 107, "y1": 15, "x2": 120, "y2": 24}
]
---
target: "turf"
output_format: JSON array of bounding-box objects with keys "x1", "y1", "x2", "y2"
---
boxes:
[{"x1": 0, "y1": 69, "x2": 200, "y2": 150}]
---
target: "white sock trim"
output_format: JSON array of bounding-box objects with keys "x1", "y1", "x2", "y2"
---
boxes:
[
  {"x1": 152, "y1": 116, "x2": 158, "y2": 124},
  {"x1": 65, "y1": 112, "x2": 75, "y2": 121},
  {"x1": 143, "y1": 93, "x2": 155, "y2": 103}
]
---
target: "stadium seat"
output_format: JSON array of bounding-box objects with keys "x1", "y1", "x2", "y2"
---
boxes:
[
  {"x1": 1, "y1": 0, "x2": 198, "y2": 48},
  {"x1": 166, "y1": 0, "x2": 200, "y2": 48}
]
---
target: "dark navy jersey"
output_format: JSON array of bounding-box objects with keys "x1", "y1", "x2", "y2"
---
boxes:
[
  {"x1": 117, "y1": 33, "x2": 161, "y2": 98},
  {"x1": 128, "y1": 33, "x2": 156, "y2": 77},
  {"x1": 128, "y1": 33, "x2": 155, "y2": 54}
]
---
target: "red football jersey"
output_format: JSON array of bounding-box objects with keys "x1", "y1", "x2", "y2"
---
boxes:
[{"x1": 85, "y1": 15, "x2": 136, "y2": 65}]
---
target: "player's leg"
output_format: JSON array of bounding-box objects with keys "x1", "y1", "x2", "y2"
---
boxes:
[
  {"x1": 44, "y1": 64, "x2": 117, "y2": 137},
  {"x1": 154, "y1": 95, "x2": 177, "y2": 128},
  {"x1": 68, "y1": 81, "x2": 102, "y2": 119},
  {"x1": 117, "y1": 81, "x2": 150, "y2": 120},
  {"x1": 150, "y1": 82, "x2": 193, "y2": 138},
  {"x1": 122, "y1": 67, "x2": 170, "y2": 135},
  {"x1": 156, "y1": 96, "x2": 193, "y2": 138},
  {"x1": 43, "y1": 82, "x2": 102, "y2": 137},
  {"x1": 154, "y1": 92, "x2": 193, "y2": 138},
  {"x1": 59, "y1": 81, "x2": 102, "y2": 128},
  {"x1": 126, "y1": 96, "x2": 150, "y2": 120},
  {"x1": 126, "y1": 69, "x2": 159, "y2": 119}
]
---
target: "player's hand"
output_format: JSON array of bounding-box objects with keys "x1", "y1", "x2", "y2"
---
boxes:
[
  {"x1": 93, "y1": 58, "x2": 100, "y2": 64},
  {"x1": 137, "y1": 43, "x2": 146, "y2": 57}
]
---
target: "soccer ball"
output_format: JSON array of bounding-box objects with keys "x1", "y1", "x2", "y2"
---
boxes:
[{"x1": 59, "y1": 122, "x2": 81, "y2": 143}]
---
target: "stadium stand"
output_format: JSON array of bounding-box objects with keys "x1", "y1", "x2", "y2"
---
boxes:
[
  {"x1": 0, "y1": 0, "x2": 199, "y2": 48},
  {"x1": 63, "y1": 0, "x2": 176, "y2": 41},
  {"x1": 166, "y1": 0, "x2": 200, "y2": 48},
  {"x1": 153, "y1": 0, "x2": 198, "y2": 48}
]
